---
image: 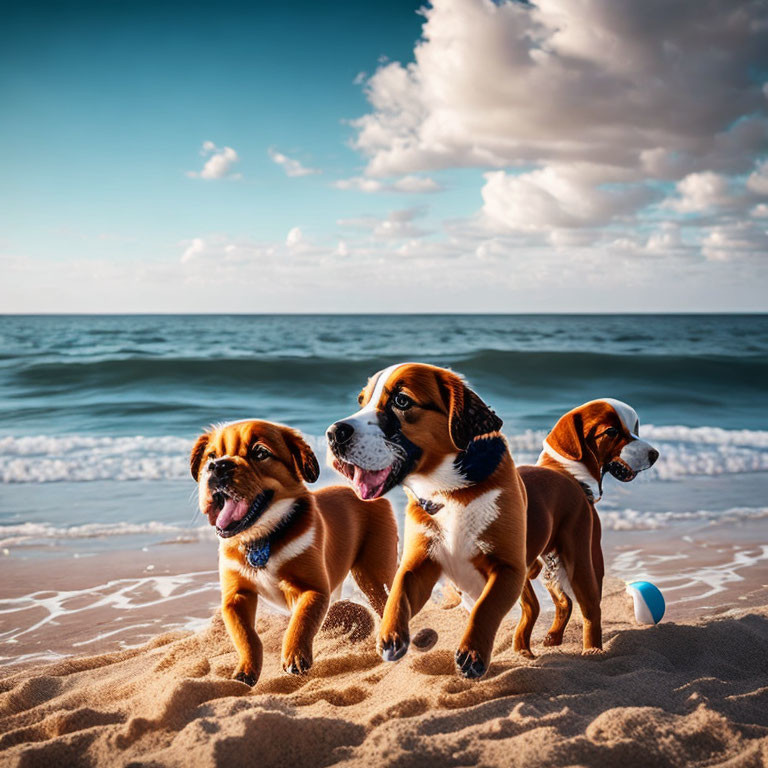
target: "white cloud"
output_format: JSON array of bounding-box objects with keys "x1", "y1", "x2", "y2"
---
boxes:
[
  {"x1": 751, "y1": 203, "x2": 768, "y2": 218},
  {"x1": 338, "y1": 207, "x2": 429, "y2": 240},
  {"x1": 352, "y1": 0, "x2": 768, "y2": 178},
  {"x1": 747, "y1": 159, "x2": 768, "y2": 196},
  {"x1": 334, "y1": 177, "x2": 385, "y2": 193},
  {"x1": 179, "y1": 235, "x2": 273, "y2": 263},
  {"x1": 285, "y1": 226, "x2": 304, "y2": 247},
  {"x1": 187, "y1": 142, "x2": 241, "y2": 180},
  {"x1": 391, "y1": 175, "x2": 442, "y2": 193},
  {"x1": 268, "y1": 148, "x2": 319, "y2": 177},
  {"x1": 481, "y1": 165, "x2": 654, "y2": 233},
  {"x1": 6, "y1": 215, "x2": 768, "y2": 313},
  {"x1": 342, "y1": 0, "x2": 767, "y2": 263},
  {"x1": 700, "y1": 222, "x2": 768, "y2": 262},
  {"x1": 333, "y1": 175, "x2": 442, "y2": 194},
  {"x1": 665, "y1": 172, "x2": 736, "y2": 213},
  {"x1": 180, "y1": 237, "x2": 205, "y2": 263}
]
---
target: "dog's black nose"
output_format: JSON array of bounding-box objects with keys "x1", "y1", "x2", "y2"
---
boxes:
[
  {"x1": 210, "y1": 458, "x2": 235, "y2": 477},
  {"x1": 327, "y1": 421, "x2": 354, "y2": 447},
  {"x1": 647, "y1": 448, "x2": 659, "y2": 466}
]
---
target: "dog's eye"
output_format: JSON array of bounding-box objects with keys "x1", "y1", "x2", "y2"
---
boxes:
[
  {"x1": 604, "y1": 427, "x2": 619, "y2": 438},
  {"x1": 250, "y1": 445, "x2": 271, "y2": 461},
  {"x1": 392, "y1": 392, "x2": 414, "y2": 410}
]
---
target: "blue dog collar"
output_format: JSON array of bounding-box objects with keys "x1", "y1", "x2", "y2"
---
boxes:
[{"x1": 246, "y1": 539, "x2": 271, "y2": 569}]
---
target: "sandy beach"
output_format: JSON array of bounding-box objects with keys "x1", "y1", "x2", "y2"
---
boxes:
[
  {"x1": 2, "y1": 517, "x2": 768, "y2": 768},
  {"x1": 2, "y1": 315, "x2": 768, "y2": 766}
]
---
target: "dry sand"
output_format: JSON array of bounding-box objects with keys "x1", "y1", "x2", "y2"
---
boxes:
[{"x1": 1, "y1": 577, "x2": 767, "y2": 768}]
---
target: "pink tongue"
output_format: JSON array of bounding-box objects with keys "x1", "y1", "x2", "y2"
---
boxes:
[
  {"x1": 352, "y1": 465, "x2": 392, "y2": 500},
  {"x1": 215, "y1": 497, "x2": 249, "y2": 530}
]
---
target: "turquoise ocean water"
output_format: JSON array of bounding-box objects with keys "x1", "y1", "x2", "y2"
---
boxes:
[{"x1": 1, "y1": 314, "x2": 767, "y2": 555}]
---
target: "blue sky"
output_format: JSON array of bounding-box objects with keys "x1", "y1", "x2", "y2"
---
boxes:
[
  {"x1": 2, "y1": 0, "x2": 767, "y2": 312},
  {"x1": 1, "y1": 1, "x2": 438, "y2": 246}
]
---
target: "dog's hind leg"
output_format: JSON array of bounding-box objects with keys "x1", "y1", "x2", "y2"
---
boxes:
[
  {"x1": 513, "y1": 577, "x2": 540, "y2": 658},
  {"x1": 542, "y1": 580, "x2": 573, "y2": 647},
  {"x1": 560, "y1": 528, "x2": 603, "y2": 654}
]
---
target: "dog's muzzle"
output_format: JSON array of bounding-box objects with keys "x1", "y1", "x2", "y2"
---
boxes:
[
  {"x1": 327, "y1": 417, "x2": 421, "y2": 500},
  {"x1": 213, "y1": 489, "x2": 275, "y2": 538},
  {"x1": 607, "y1": 439, "x2": 659, "y2": 482}
]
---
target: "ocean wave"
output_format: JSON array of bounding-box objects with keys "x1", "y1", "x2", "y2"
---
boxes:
[
  {"x1": 1, "y1": 425, "x2": 768, "y2": 483},
  {"x1": 599, "y1": 505, "x2": 768, "y2": 531},
  {"x1": 0, "y1": 520, "x2": 214, "y2": 548},
  {"x1": 0, "y1": 435, "x2": 191, "y2": 483},
  {"x1": 10, "y1": 348, "x2": 768, "y2": 395},
  {"x1": 3, "y1": 506, "x2": 766, "y2": 547}
]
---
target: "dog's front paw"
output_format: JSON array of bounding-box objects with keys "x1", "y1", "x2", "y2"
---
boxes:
[
  {"x1": 282, "y1": 650, "x2": 312, "y2": 676},
  {"x1": 455, "y1": 647, "x2": 487, "y2": 679},
  {"x1": 233, "y1": 663, "x2": 258, "y2": 687},
  {"x1": 377, "y1": 630, "x2": 410, "y2": 662}
]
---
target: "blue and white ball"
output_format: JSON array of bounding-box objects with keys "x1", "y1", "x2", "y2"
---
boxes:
[{"x1": 626, "y1": 581, "x2": 665, "y2": 625}]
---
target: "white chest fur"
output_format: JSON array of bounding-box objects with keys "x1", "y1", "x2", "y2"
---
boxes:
[
  {"x1": 419, "y1": 488, "x2": 501, "y2": 601},
  {"x1": 219, "y1": 523, "x2": 316, "y2": 616}
]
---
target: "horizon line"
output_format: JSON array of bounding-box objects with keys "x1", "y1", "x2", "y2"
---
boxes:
[{"x1": 1, "y1": 311, "x2": 767, "y2": 318}]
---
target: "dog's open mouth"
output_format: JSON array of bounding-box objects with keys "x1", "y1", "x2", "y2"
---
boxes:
[
  {"x1": 606, "y1": 460, "x2": 637, "y2": 483},
  {"x1": 332, "y1": 459, "x2": 396, "y2": 500},
  {"x1": 211, "y1": 488, "x2": 275, "y2": 538}
]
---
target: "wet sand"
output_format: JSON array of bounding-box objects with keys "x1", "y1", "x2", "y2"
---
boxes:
[{"x1": 1, "y1": 520, "x2": 767, "y2": 767}]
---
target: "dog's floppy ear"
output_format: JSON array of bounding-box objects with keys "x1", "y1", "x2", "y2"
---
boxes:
[
  {"x1": 283, "y1": 428, "x2": 320, "y2": 483},
  {"x1": 437, "y1": 370, "x2": 503, "y2": 450},
  {"x1": 190, "y1": 432, "x2": 210, "y2": 480},
  {"x1": 546, "y1": 411, "x2": 600, "y2": 478},
  {"x1": 546, "y1": 412, "x2": 585, "y2": 462}
]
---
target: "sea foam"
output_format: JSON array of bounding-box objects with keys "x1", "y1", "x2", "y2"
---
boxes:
[{"x1": 2, "y1": 425, "x2": 768, "y2": 483}]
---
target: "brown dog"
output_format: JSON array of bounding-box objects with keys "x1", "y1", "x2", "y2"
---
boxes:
[
  {"x1": 514, "y1": 399, "x2": 658, "y2": 657},
  {"x1": 191, "y1": 419, "x2": 398, "y2": 686},
  {"x1": 327, "y1": 363, "x2": 528, "y2": 679}
]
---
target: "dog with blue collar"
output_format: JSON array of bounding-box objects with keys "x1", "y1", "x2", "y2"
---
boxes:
[{"x1": 191, "y1": 419, "x2": 398, "y2": 687}]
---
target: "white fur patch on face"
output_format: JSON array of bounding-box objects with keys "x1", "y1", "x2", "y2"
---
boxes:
[
  {"x1": 538, "y1": 440, "x2": 601, "y2": 499},
  {"x1": 406, "y1": 452, "x2": 466, "y2": 498},
  {"x1": 596, "y1": 398, "x2": 640, "y2": 436},
  {"x1": 419, "y1": 488, "x2": 501, "y2": 602},
  {"x1": 619, "y1": 438, "x2": 656, "y2": 471},
  {"x1": 333, "y1": 362, "x2": 409, "y2": 471}
]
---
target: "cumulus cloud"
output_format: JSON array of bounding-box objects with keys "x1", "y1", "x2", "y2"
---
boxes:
[
  {"x1": 481, "y1": 165, "x2": 655, "y2": 233},
  {"x1": 747, "y1": 159, "x2": 768, "y2": 196},
  {"x1": 333, "y1": 175, "x2": 442, "y2": 194},
  {"x1": 268, "y1": 148, "x2": 319, "y2": 177},
  {"x1": 665, "y1": 172, "x2": 736, "y2": 213},
  {"x1": 285, "y1": 227, "x2": 304, "y2": 247},
  {"x1": 700, "y1": 222, "x2": 768, "y2": 262},
  {"x1": 353, "y1": 0, "x2": 767, "y2": 177},
  {"x1": 349, "y1": 0, "x2": 768, "y2": 248},
  {"x1": 187, "y1": 142, "x2": 241, "y2": 180}
]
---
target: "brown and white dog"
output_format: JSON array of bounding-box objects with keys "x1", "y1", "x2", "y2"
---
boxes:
[
  {"x1": 327, "y1": 363, "x2": 528, "y2": 679},
  {"x1": 191, "y1": 419, "x2": 398, "y2": 686},
  {"x1": 513, "y1": 398, "x2": 659, "y2": 657}
]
